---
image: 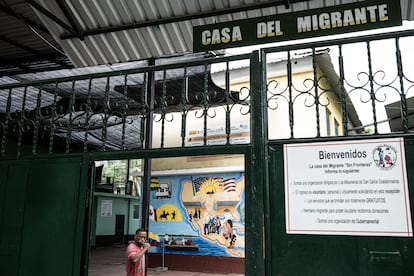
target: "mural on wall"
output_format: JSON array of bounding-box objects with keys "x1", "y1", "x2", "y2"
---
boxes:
[{"x1": 148, "y1": 173, "x2": 245, "y2": 258}]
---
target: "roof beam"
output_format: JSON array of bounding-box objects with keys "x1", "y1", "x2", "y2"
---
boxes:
[
  {"x1": 0, "y1": 63, "x2": 73, "y2": 78},
  {"x1": 0, "y1": 34, "x2": 68, "y2": 67},
  {"x1": 56, "y1": 0, "x2": 84, "y2": 40},
  {"x1": 0, "y1": 34, "x2": 44, "y2": 56},
  {"x1": 0, "y1": 56, "x2": 30, "y2": 71},
  {"x1": 26, "y1": 0, "x2": 78, "y2": 37},
  {"x1": 60, "y1": 0, "x2": 313, "y2": 39},
  {"x1": 0, "y1": 4, "x2": 50, "y2": 34}
]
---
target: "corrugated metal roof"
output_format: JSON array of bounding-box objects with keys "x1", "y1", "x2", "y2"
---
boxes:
[
  {"x1": 1, "y1": 0, "x2": 414, "y2": 75},
  {"x1": 0, "y1": 0, "x2": 72, "y2": 76},
  {"x1": 31, "y1": 0, "x2": 414, "y2": 68}
]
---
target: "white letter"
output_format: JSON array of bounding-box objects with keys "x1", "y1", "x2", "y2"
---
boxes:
[
  {"x1": 232, "y1": 26, "x2": 242, "y2": 42},
  {"x1": 257, "y1": 22, "x2": 267, "y2": 38},
  {"x1": 343, "y1": 10, "x2": 356, "y2": 26},
  {"x1": 366, "y1": 6, "x2": 378, "y2": 22},
  {"x1": 330, "y1": 12, "x2": 342, "y2": 28},
  {"x1": 297, "y1": 16, "x2": 312, "y2": 33},
  {"x1": 378, "y1": 4, "x2": 389, "y2": 21},
  {"x1": 319, "y1": 13, "x2": 331, "y2": 29},
  {"x1": 267, "y1": 21, "x2": 275, "y2": 37},
  {"x1": 211, "y1": 29, "x2": 221, "y2": 44},
  {"x1": 354, "y1": 8, "x2": 367, "y2": 24},
  {"x1": 221, "y1": 27, "x2": 231, "y2": 43},
  {"x1": 202, "y1": 30, "x2": 211, "y2": 45},
  {"x1": 275, "y1": 21, "x2": 283, "y2": 36},
  {"x1": 312, "y1": 14, "x2": 318, "y2": 30}
]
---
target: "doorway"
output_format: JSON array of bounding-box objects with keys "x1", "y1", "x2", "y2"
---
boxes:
[
  {"x1": 115, "y1": 215, "x2": 125, "y2": 244},
  {"x1": 87, "y1": 153, "x2": 246, "y2": 275}
]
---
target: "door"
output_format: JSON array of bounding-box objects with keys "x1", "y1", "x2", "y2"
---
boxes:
[
  {"x1": 0, "y1": 157, "x2": 88, "y2": 276},
  {"x1": 115, "y1": 214, "x2": 125, "y2": 244}
]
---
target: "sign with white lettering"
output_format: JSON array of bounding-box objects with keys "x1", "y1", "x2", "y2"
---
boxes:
[
  {"x1": 185, "y1": 123, "x2": 250, "y2": 146},
  {"x1": 193, "y1": 0, "x2": 401, "y2": 52},
  {"x1": 101, "y1": 199, "x2": 113, "y2": 217},
  {"x1": 284, "y1": 138, "x2": 412, "y2": 237}
]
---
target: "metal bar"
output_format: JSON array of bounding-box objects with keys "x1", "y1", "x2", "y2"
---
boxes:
[
  {"x1": 56, "y1": 0, "x2": 84, "y2": 40},
  {"x1": 141, "y1": 58, "x2": 156, "y2": 231},
  {"x1": 287, "y1": 51, "x2": 294, "y2": 138},
  {"x1": 83, "y1": 79, "x2": 93, "y2": 152},
  {"x1": 120, "y1": 75, "x2": 129, "y2": 150},
  {"x1": 1, "y1": 88, "x2": 12, "y2": 156},
  {"x1": 180, "y1": 67, "x2": 188, "y2": 147},
  {"x1": 139, "y1": 73, "x2": 147, "y2": 149},
  {"x1": 225, "y1": 61, "x2": 231, "y2": 145},
  {"x1": 203, "y1": 64, "x2": 209, "y2": 146},
  {"x1": 261, "y1": 50, "x2": 273, "y2": 276},
  {"x1": 17, "y1": 86, "x2": 29, "y2": 157},
  {"x1": 66, "y1": 80, "x2": 76, "y2": 152},
  {"x1": 338, "y1": 45, "x2": 349, "y2": 136},
  {"x1": 160, "y1": 70, "x2": 167, "y2": 148},
  {"x1": 48, "y1": 82, "x2": 60, "y2": 154},
  {"x1": 247, "y1": 50, "x2": 265, "y2": 276},
  {"x1": 312, "y1": 48, "x2": 321, "y2": 137},
  {"x1": 395, "y1": 38, "x2": 409, "y2": 133},
  {"x1": 32, "y1": 85, "x2": 42, "y2": 154},
  {"x1": 101, "y1": 77, "x2": 110, "y2": 151},
  {"x1": 366, "y1": 41, "x2": 379, "y2": 134}
]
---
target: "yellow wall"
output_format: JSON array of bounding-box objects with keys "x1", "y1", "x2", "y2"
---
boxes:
[{"x1": 151, "y1": 154, "x2": 244, "y2": 171}]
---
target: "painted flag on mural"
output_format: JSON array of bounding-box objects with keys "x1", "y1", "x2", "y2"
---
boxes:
[
  {"x1": 220, "y1": 177, "x2": 236, "y2": 192},
  {"x1": 191, "y1": 176, "x2": 208, "y2": 194},
  {"x1": 148, "y1": 231, "x2": 160, "y2": 242}
]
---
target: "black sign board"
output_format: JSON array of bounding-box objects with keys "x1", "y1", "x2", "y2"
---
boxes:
[{"x1": 193, "y1": 0, "x2": 402, "y2": 52}]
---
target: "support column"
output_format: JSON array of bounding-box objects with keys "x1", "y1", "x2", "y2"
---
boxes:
[
  {"x1": 246, "y1": 50, "x2": 268, "y2": 275},
  {"x1": 141, "y1": 59, "x2": 155, "y2": 231}
]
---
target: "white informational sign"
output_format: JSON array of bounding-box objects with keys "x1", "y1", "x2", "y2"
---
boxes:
[
  {"x1": 101, "y1": 199, "x2": 113, "y2": 217},
  {"x1": 186, "y1": 123, "x2": 250, "y2": 146},
  {"x1": 284, "y1": 138, "x2": 412, "y2": 237}
]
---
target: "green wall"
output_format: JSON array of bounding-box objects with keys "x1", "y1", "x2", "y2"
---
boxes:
[{"x1": 93, "y1": 194, "x2": 140, "y2": 241}]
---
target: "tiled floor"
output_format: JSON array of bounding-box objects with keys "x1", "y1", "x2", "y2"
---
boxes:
[{"x1": 88, "y1": 245, "x2": 244, "y2": 276}]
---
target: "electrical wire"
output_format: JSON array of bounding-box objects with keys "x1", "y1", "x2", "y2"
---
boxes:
[{"x1": 28, "y1": 25, "x2": 65, "y2": 55}]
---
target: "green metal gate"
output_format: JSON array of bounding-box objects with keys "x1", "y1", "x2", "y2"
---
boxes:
[
  {"x1": 0, "y1": 156, "x2": 89, "y2": 276},
  {"x1": 260, "y1": 30, "x2": 414, "y2": 275},
  {"x1": 267, "y1": 140, "x2": 414, "y2": 276}
]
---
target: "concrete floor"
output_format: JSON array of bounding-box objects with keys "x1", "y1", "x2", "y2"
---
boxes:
[{"x1": 88, "y1": 245, "x2": 244, "y2": 276}]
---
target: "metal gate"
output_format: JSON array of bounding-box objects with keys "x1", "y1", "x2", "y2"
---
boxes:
[
  {"x1": 261, "y1": 30, "x2": 414, "y2": 275},
  {"x1": 1, "y1": 28, "x2": 414, "y2": 275},
  {"x1": 0, "y1": 156, "x2": 89, "y2": 276}
]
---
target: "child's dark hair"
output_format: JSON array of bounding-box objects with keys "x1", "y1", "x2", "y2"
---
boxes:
[{"x1": 136, "y1": 228, "x2": 146, "y2": 234}]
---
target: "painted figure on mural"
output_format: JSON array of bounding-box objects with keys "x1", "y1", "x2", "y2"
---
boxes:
[
  {"x1": 214, "y1": 216, "x2": 221, "y2": 234},
  {"x1": 149, "y1": 174, "x2": 245, "y2": 258},
  {"x1": 203, "y1": 213, "x2": 210, "y2": 235},
  {"x1": 223, "y1": 219, "x2": 236, "y2": 248}
]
